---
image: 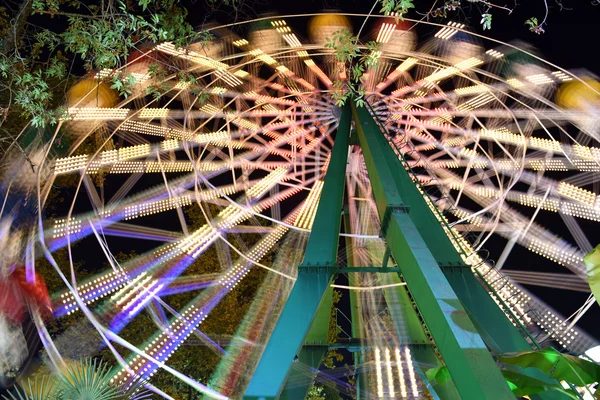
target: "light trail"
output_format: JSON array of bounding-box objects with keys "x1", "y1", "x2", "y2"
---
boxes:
[{"x1": 330, "y1": 283, "x2": 407, "y2": 291}]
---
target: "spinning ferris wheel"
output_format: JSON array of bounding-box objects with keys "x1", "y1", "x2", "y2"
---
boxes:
[{"x1": 5, "y1": 12, "x2": 600, "y2": 400}]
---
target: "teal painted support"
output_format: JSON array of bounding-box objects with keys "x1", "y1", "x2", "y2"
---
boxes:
[
  {"x1": 380, "y1": 273, "x2": 460, "y2": 399},
  {"x1": 351, "y1": 102, "x2": 514, "y2": 399},
  {"x1": 339, "y1": 266, "x2": 401, "y2": 273},
  {"x1": 343, "y1": 214, "x2": 367, "y2": 400},
  {"x1": 281, "y1": 346, "x2": 328, "y2": 400},
  {"x1": 363, "y1": 106, "x2": 568, "y2": 397},
  {"x1": 244, "y1": 105, "x2": 352, "y2": 399},
  {"x1": 443, "y1": 267, "x2": 570, "y2": 400},
  {"x1": 302, "y1": 108, "x2": 351, "y2": 267},
  {"x1": 364, "y1": 99, "x2": 571, "y2": 399},
  {"x1": 279, "y1": 286, "x2": 334, "y2": 400},
  {"x1": 305, "y1": 285, "x2": 334, "y2": 344},
  {"x1": 244, "y1": 267, "x2": 332, "y2": 400},
  {"x1": 362, "y1": 104, "x2": 570, "y2": 398},
  {"x1": 382, "y1": 245, "x2": 391, "y2": 268}
]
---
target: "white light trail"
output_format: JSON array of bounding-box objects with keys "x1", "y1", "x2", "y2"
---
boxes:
[
  {"x1": 329, "y1": 282, "x2": 407, "y2": 291},
  {"x1": 405, "y1": 347, "x2": 419, "y2": 397},
  {"x1": 375, "y1": 347, "x2": 384, "y2": 398},
  {"x1": 385, "y1": 348, "x2": 395, "y2": 397},
  {"x1": 434, "y1": 22, "x2": 465, "y2": 40},
  {"x1": 395, "y1": 348, "x2": 408, "y2": 398}
]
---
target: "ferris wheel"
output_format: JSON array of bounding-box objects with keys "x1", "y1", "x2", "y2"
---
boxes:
[{"x1": 10, "y1": 12, "x2": 600, "y2": 399}]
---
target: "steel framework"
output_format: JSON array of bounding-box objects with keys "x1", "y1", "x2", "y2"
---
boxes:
[{"x1": 10, "y1": 13, "x2": 599, "y2": 400}]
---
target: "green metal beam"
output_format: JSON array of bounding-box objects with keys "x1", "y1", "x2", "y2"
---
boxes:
[
  {"x1": 351, "y1": 102, "x2": 514, "y2": 399},
  {"x1": 443, "y1": 266, "x2": 570, "y2": 400},
  {"x1": 305, "y1": 285, "x2": 334, "y2": 345},
  {"x1": 380, "y1": 273, "x2": 461, "y2": 400},
  {"x1": 343, "y1": 213, "x2": 367, "y2": 400},
  {"x1": 361, "y1": 105, "x2": 567, "y2": 398},
  {"x1": 244, "y1": 105, "x2": 352, "y2": 399},
  {"x1": 279, "y1": 285, "x2": 334, "y2": 399},
  {"x1": 339, "y1": 266, "x2": 401, "y2": 273},
  {"x1": 280, "y1": 346, "x2": 328, "y2": 400}
]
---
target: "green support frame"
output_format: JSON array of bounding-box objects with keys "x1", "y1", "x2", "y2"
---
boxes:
[
  {"x1": 244, "y1": 105, "x2": 352, "y2": 399},
  {"x1": 361, "y1": 104, "x2": 568, "y2": 399},
  {"x1": 279, "y1": 286, "x2": 333, "y2": 400},
  {"x1": 342, "y1": 213, "x2": 368, "y2": 399},
  {"x1": 280, "y1": 345, "x2": 329, "y2": 400},
  {"x1": 244, "y1": 101, "x2": 569, "y2": 399},
  {"x1": 351, "y1": 103, "x2": 514, "y2": 399},
  {"x1": 379, "y1": 272, "x2": 461, "y2": 399}
]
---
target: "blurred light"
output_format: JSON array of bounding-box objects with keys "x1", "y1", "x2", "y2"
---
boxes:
[
  {"x1": 486, "y1": 49, "x2": 504, "y2": 59},
  {"x1": 434, "y1": 22, "x2": 465, "y2": 40}
]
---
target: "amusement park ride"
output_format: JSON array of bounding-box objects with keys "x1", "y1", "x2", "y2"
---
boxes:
[{"x1": 2, "y1": 12, "x2": 600, "y2": 400}]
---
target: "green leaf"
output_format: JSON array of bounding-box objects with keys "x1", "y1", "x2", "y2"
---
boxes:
[
  {"x1": 138, "y1": 0, "x2": 152, "y2": 11},
  {"x1": 499, "y1": 347, "x2": 600, "y2": 387},
  {"x1": 481, "y1": 13, "x2": 492, "y2": 30},
  {"x1": 380, "y1": 0, "x2": 414, "y2": 19},
  {"x1": 525, "y1": 17, "x2": 539, "y2": 27},
  {"x1": 400, "y1": 0, "x2": 415, "y2": 12},
  {"x1": 127, "y1": 74, "x2": 137, "y2": 87},
  {"x1": 2, "y1": 375, "x2": 58, "y2": 400},
  {"x1": 32, "y1": 0, "x2": 46, "y2": 12},
  {"x1": 46, "y1": 57, "x2": 66, "y2": 79},
  {"x1": 501, "y1": 370, "x2": 579, "y2": 399},
  {"x1": 380, "y1": 0, "x2": 396, "y2": 14},
  {"x1": 584, "y1": 244, "x2": 600, "y2": 307},
  {"x1": 426, "y1": 366, "x2": 452, "y2": 385},
  {"x1": 58, "y1": 359, "x2": 119, "y2": 399},
  {"x1": 110, "y1": 79, "x2": 123, "y2": 92}
]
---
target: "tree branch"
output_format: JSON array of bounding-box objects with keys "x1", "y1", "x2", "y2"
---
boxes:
[
  {"x1": 475, "y1": 0, "x2": 514, "y2": 14},
  {"x1": 1, "y1": 0, "x2": 33, "y2": 54},
  {"x1": 31, "y1": 9, "x2": 109, "y2": 19}
]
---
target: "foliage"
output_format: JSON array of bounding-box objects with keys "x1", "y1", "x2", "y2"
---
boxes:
[
  {"x1": 0, "y1": 0, "x2": 209, "y2": 140},
  {"x1": 431, "y1": 0, "x2": 461, "y2": 18},
  {"x1": 109, "y1": 72, "x2": 136, "y2": 98},
  {"x1": 428, "y1": 347, "x2": 599, "y2": 397},
  {"x1": 584, "y1": 244, "x2": 600, "y2": 307},
  {"x1": 306, "y1": 384, "x2": 327, "y2": 400},
  {"x1": 325, "y1": 30, "x2": 380, "y2": 107},
  {"x1": 2, "y1": 376, "x2": 57, "y2": 400},
  {"x1": 306, "y1": 383, "x2": 344, "y2": 400},
  {"x1": 425, "y1": 365, "x2": 451, "y2": 385},
  {"x1": 499, "y1": 347, "x2": 600, "y2": 387},
  {"x1": 501, "y1": 369, "x2": 579, "y2": 399},
  {"x1": 321, "y1": 289, "x2": 344, "y2": 369},
  {"x1": 380, "y1": 0, "x2": 415, "y2": 19},
  {"x1": 423, "y1": 357, "x2": 584, "y2": 398},
  {"x1": 480, "y1": 13, "x2": 492, "y2": 30},
  {"x1": 525, "y1": 17, "x2": 546, "y2": 34},
  {"x1": 2, "y1": 358, "x2": 147, "y2": 400},
  {"x1": 327, "y1": 289, "x2": 343, "y2": 343},
  {"x1": 0, "y1": 54, "x2": 67, "y2": 128},
  {"x1": 396, "y1": 0, "x2": 564, "y2": 35},
  {"x1": 144, "y1": 62, "x2": 171, "y2": 99}
]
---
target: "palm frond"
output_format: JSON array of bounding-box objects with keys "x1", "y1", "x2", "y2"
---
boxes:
[
  {"x1": 57, "y1": 359, "x2": 128, "y2": 400},
  {"x1": 4, "y1": 358, "x2": 150, "y2": 400},
  {"x1": 2, "y1": 376, "x2": 58, "y2": 400}
]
